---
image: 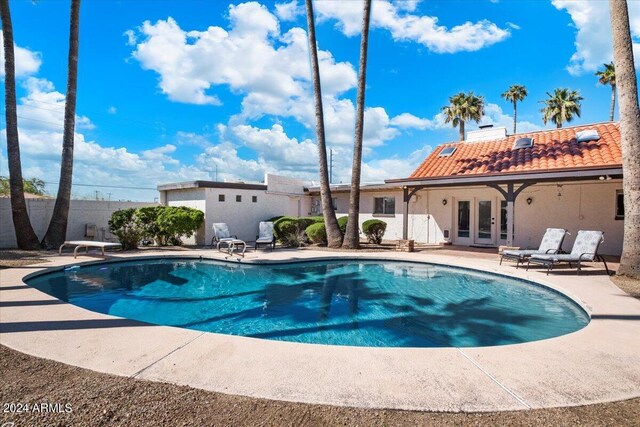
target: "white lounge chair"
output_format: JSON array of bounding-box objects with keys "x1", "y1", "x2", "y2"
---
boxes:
[
  {"x1": 255, "y1": 221, "x2": 275, "y2": 250},
  {"x1": 500, "y1": 228, "x2": 568, "y2": 268},
  {"x1": 527, "y1": 230, "x2": 610, "y2": 275},
  {"x1": 211, "y1": 223, "x2": 236, "y2": 246},
  {"x1": 211, "y1": 223, "x2": 246, "y2": 257},
  {"x1": 59, "y1": 240, "x2": 121, "y2": 258}
]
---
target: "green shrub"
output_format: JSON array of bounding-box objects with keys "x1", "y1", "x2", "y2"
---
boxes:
[
  {"x1": 362, "y1": 219, "x2": 387, "y2": 244},
  {"x1": 305, "y1": 223, "x2": 327, "y2": 244},
  {"x1": 108, "y1": 208, "x2": 142, "y2": 250},
  {"x1": 155, "y1": 206, "x2": 204, "y2": 246},
  {"x1": 267, "y1": 215, "x2": 284, "y2": 223},
  {"x1": 135, "y1": 206, "x2": 163, "y2": 243},
  {"x1": 273, "y1": 217, "x2": 297, "y2": 242},
  {"x1": 337, "y1": 216, "x2": 348, "y2": 234},
  {"x1": 273, "y1": 216, "x2": 324, "y2": 246}
]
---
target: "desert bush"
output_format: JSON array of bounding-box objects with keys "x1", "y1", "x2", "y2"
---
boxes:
[
  {"x1": 274, "y1": 216, "x2": 324, "y2": 246},
  {"x1": 305, "y1": 222, "x2": 327, "y2": 244},
  {"x1": 337, "y1": 216, "x2": 348, "y2": 234},
  {"x1": 267, "y1": 215, "x2": 284, "y2": 223},
  {"x1": 155, "y1": 206, "x2": 204, "y2": 246},
  {"x1": 108, "y1": 208, "x2": 142, "y2": 250},
  {"x1": 362, "y1": 219, "x2": 387, "y2": 244}
]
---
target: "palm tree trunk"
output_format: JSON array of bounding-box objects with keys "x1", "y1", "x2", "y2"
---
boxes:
[
  {"x1": 513, "y1": 100, "x2": 517, "y2": 134},
  {"x1": 610, "y1": 0, "x2": 640, "y2": 278},
  {"x1": 459, "y1": 120, "x2": 465, "y2": 141},
  {"x1": 42, "y1": 0, "x2": 81, "y2": 249},
  {"x1": 343, "y1": 0, "x2": 372, "y2": 250},
  {"x1": 1, "y1": 0, "x2": 41, "y2": 249},
  {"x1": 610, "y1": 84, "x2": 616, "y2": 122},
  {"x1": 305, "y1": 0, "x2": 341, "y2": 248},
  {"x1": 558, "y1": 104, "x2": 565, "y2": 128}
]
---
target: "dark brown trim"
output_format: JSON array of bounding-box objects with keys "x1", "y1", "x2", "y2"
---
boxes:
[
  {"x1": 385, "y1": 167, "x2": 623, "y2": 188},
  {"x1": 158, "y1": 181, "x2": 267, "y2": 191}
]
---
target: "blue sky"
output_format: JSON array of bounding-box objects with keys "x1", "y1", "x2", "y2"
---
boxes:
[{"x1": 1, "y1": 0, "x2": 639, "y2": 200}]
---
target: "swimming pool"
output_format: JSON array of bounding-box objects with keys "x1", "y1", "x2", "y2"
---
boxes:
[{"x1": 26, "y1": 258, "x2": 589, "y2": 347}]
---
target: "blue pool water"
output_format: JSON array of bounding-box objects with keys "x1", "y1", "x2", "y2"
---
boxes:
[{"x1": 26, "y1": 258, "x2": 589, "y2": 347}]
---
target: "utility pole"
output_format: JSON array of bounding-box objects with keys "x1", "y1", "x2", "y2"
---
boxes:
[{"x1": 329, "y1": 149, "x2": 333, "y2": 184}]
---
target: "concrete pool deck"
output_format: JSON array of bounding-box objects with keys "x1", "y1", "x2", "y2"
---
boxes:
[{"x1": 1, "y1": 249, "x2": 639, "y2": 412}]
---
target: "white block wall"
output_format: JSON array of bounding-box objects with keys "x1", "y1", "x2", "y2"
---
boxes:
[{"x1": 0, "y1": 198, "x2": 156, "y2": 248}]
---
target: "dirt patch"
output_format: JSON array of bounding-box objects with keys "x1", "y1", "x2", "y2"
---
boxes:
[
  {"x1": 0, "y1": 250, "x2": 52, "y2": 269},
  {"x1": 1, "y1": 345, "x2": 639, "y2": 426},
  {"x1": 611, "y1": 275, "x2": 640, "y2": 299}
]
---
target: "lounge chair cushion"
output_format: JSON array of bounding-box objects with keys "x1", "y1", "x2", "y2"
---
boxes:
[
  {"x1": 502, "y1": 249, "x2": 540, "y2": 258},
  {"x1": 531, "y1": 230, "x2": 604, "y2": 263},
  {"x1": 257, "y1": 222, "x2": 274, "y2": 241},
  {"x1": 537, "y1": 228, "x2": 568, "y2": 253}
]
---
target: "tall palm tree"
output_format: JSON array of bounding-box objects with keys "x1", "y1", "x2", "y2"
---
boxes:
[
  {"x1": 1, "y1": 0, "x2": 41, "y2": 249},
  {"x1": 42, "y1": 0, "x2": 81, "y2": 249},
  {"x1": 501, "y1": 84, "x2": 528, "y2": 134},
  {"x1": 442, "y1": 92, "x2": 485, "y2": 141},
  {"x1": 540, "y1": 88, "x2": 583, "y2": 128},
  {"x1": 343, "y1": 0, "x2": 372, "y2": 250},
  {"x1": 595, "y1": 62, "x2": 617, "y2": 122},
  {"x1": 609, "y1": 0, "x2": 640, "y2": 278},
  {"x1": 304, "y1": 0, "x2": 342, "y2": 248}
]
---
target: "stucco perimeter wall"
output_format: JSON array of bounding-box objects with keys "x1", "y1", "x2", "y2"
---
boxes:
[
  {"x1": 324, "y1": 180, "x2": 623, "y2": 255},
  {"x1": 0, "y1": 199, "x2": 156, "y2": 248}
]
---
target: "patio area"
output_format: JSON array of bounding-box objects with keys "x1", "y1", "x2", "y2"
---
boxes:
[{"x1": 1, "y1": 246, "x2": 639, "y2": 419}]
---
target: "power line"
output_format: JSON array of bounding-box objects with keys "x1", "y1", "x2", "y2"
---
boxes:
[{"x1": 43, "y1": 181, "x2": 157, "y2": 190}]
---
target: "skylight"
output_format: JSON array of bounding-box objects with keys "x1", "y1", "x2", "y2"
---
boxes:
[
  {"x1": 439, "y1": 147, "x2": 456, "y2": 157},
  {"x1": 513, "y1": 137, "x2": 534, "y2": 150},
  {"x1": 576, "y1": 129, "x2": 600, "y2": 142}
]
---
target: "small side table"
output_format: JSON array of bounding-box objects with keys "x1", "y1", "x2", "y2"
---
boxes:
[{"x1": 217, "y1": 239, "x2": 247, "y2": 257}]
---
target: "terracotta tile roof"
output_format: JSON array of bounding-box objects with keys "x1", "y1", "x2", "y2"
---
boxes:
[{"x1": 409, "y1": 122, "x2": 622, "y2": 179}]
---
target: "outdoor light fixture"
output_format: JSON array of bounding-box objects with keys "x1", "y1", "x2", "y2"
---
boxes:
[
  {"x1": 442, "y1": 199, "x2": 448, "y2": 206},
  {"x1": 526, "y1": 197, "x2": 533, "y2": 205}
]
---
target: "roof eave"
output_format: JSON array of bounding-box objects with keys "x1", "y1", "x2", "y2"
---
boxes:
[{"x1": 385, "y1": 166, "x2": 623, "y2": 188}]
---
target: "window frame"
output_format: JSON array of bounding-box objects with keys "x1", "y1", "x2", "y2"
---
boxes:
[
  {"x1": 218, "y1": 194, "x2": 225, "y2": 202},
  {"x1": 615, "y1": 189, "x2": 624, "y2": 220},
  {"x1": 373, "y1": 196, "x2": 396, "y2": 216},
  {"x1": 252, "y1": 195, "x2": 258, "y2": 203},
  {"x1": 236, "y1": 195, "x2": 242, "y2": 202}
]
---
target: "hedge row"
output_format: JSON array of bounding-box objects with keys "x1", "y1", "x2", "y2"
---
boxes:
[
  {"x1": 273, "y1": 215, "x2": 386, "y2": 246},
  {"x1": 109, "y1": 206, "x2": 204, "y2": 250}
]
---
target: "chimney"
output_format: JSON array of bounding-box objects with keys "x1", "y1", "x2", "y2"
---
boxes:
[{"x1": 465, "y1": 125, "x2": 508, "y2": 142}]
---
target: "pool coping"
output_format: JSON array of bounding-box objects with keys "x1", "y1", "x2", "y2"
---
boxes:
[{"x1": 2, "y1": 249, "x2": 640, "y2": 412}]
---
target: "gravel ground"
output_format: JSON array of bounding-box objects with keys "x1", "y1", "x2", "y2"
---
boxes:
[{"x1": 1, "y1": 345, "x2": 639, "y2": 427}]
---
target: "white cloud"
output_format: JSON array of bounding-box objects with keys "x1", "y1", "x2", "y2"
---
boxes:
[
  {"x1": 123, "y1": 29, "x2": 137, "y2": 46},
  {"x1": 2, "y1": 77, "x2": 213, "y2": 200},
  {"x1": 315, "y1": 0, "x2": 511, "y2": 53},
  {"x1": 275, "y1": 0, "x2": 302, "y2": 22},
  {"x1": 107, "y1": 106, "x2": 117, "y2": 114},
  {"x1": 0, "y1": 34, "x2": 42, "y2": 77},
  {"x1": 477, "y1": 103, "x2": 542, "y2": 134},
  {"x1": 390, "y1": 112, "x2": 434, "y2": 130},
  {"x1": 552, "y1": 0, "x2": 640, "y2": 75}
]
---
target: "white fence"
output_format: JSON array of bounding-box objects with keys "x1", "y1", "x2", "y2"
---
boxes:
[{"x1": 0, "y1": 198, "x2": 156, "y2": 248}]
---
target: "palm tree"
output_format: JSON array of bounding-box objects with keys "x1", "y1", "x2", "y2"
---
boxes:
[
  {"x1": 1, "y1": 0, "x2": 41, "y2": 249},
  {"x1": 595, "y1": 62, "x2": 617, "y2": 122},
  {"x1": 442, "y1": 92, "x2": 485, "y2": 140},
  {"x1": 540, "y1": 88, "x2": 583, "y2": 128},
  {"x1": 501, "y1": 84, "x2": 528, "y2": 134},
  {"x1": 304, "y1": 0, "x2": 342, "y2": 248},
  {"x1": 42, "y1": 0, "x2": 81, "y2": 249},
  {"x1": 609, "y1": 0, "x2": 640, "y2": 278},
  {"x1": 343, "y1": 0, "x2": 372, "y2": 250}
]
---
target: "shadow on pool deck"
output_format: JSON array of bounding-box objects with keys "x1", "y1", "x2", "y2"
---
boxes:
[{"x1": 0, "y1": 318, "x2": 151, "y2": 333}]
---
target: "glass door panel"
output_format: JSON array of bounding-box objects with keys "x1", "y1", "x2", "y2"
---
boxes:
[{"x1": 476, "y1": 200, "x2": 495, "y2": 244}]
